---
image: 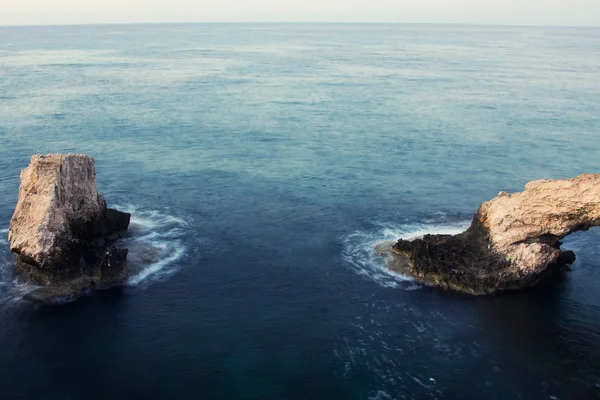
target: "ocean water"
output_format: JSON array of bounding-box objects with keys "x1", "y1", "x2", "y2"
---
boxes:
[{"x1": 1, "y1": 23, "x2": 600, "y2": 399}]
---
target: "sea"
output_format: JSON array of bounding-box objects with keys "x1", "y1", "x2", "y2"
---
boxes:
[{"x1": 0, "y1": 24, "x2": 599, "y2": 399}]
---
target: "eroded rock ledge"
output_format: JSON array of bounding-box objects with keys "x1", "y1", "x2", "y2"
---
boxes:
[
  {"x1": 8, "y1": 154, "x2": 131, "y2": 302},
  {"x1": 383, "y1": 174, "x2": 600, "y2": 294}
]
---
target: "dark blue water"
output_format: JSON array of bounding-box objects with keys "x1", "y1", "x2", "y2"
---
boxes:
[{"x1": 1, "y1": 24, "x2": 600, "y2": 399}]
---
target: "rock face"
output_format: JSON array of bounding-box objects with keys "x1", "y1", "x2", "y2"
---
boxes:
[
  {"x1": 8, "y1": 154, "x2": 131, "y2": 301},
  {"x1": 388, "y1": 174, "x2": 600, "y2": 294}
]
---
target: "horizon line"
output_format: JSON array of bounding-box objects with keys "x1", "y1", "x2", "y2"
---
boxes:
[{"x1": 1, "y1": 21, "x2": 599, "y2": 29}]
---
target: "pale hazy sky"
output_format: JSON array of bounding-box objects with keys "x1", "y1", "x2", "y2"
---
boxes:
[{"x1": 1, "y1": 0, "x2": 599, "y2": 27}]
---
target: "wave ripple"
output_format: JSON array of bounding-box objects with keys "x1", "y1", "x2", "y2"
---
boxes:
[
  {"x1": 0, "y1": 228, "x2": 8, "y2": 246},
  {"x1": 0, "y1": 206, "x2": 191, "y2": 305},
  {"x1": 342, "y1": 219, "x2": 469, "y2": 289},
  {"x1": 113, "y1": 205, "x2": 190, "y2": 289}
]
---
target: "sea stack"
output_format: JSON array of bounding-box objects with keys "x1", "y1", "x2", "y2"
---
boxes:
[
  {"x1": 384, "y1": 174, "x2": 600, "y2": 294},
  {"x1": 8, "y1": 154, "x2": 131, "y2": 301}
]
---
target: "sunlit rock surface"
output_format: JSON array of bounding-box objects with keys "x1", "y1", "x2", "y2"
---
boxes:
[
  {"x1": 7, "y1": 154, "x2": 131, "y2": 302},
  {"x1": 387, "y1": 174, "x2": 600, "y2": 294}
]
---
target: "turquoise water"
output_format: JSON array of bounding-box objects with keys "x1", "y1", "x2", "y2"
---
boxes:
[{"x1": 1, "y1": 24, "x2": 600, "y2": 399}]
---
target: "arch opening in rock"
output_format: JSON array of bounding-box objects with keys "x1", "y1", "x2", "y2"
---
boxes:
[{"x1": 383, "y1": 174, "x2": 600, "y2": 294}]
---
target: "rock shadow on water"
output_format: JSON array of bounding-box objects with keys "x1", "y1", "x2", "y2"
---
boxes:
[{"x1": 374, "y1": 241, "x2": 412, "y2": 277}]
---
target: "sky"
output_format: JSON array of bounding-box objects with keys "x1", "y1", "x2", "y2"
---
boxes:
[{"x1": 1, "y1": 0, "x2": 599, "y2": 27}]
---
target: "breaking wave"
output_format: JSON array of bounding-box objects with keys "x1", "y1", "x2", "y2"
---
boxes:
[
  {"x1": 0, "y1": 206, "x2": 191, "y2": 306},
  {"x1": 0, "y1": 226, "x2": 37, "y2": 307},
  {"x1": 341, "y1": 218, "x2": 470, "y2": 289},
  {"x1": 0, "y1": 229, "x2": 27, "y2": 306},
  {"x1": 111, "y1": 204, "x2": 190, "y2": 289}
]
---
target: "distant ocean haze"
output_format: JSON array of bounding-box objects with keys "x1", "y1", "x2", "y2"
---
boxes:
[{"x1": 0, "y1": 24, "x2": 599, "y2": 399}]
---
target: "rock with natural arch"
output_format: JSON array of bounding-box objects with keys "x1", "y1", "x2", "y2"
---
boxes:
[{"x1": 382, "y1": 174, "x2": 600, "y2": 294}]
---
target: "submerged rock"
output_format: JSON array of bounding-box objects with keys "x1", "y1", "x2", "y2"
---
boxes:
[
  {"x1": 386, "y1": 174, "x2": 600, "y2": 294},
  {"x1": 7, "y1": 154, "x2": 131, "y2": 302}
]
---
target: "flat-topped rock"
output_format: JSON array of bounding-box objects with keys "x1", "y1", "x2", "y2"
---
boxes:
[
  {"x1": 387, "y1": 174, "x2": 600, "y2": 294},
  {"x1": 7, "y1": 154, "x2": 131, "y2": 301}
]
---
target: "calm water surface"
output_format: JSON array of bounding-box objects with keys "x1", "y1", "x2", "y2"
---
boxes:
[{"x1": 0, "y1": 24, "x2": 600, "y2": 399}]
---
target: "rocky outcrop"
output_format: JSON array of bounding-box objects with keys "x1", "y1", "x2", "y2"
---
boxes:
[
  {"x1": 7, "y1": 154, "x2": 131, "y2": 302},
  {"x1": 386, "y1": 174, "x2": 600, "y2": 294}
]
